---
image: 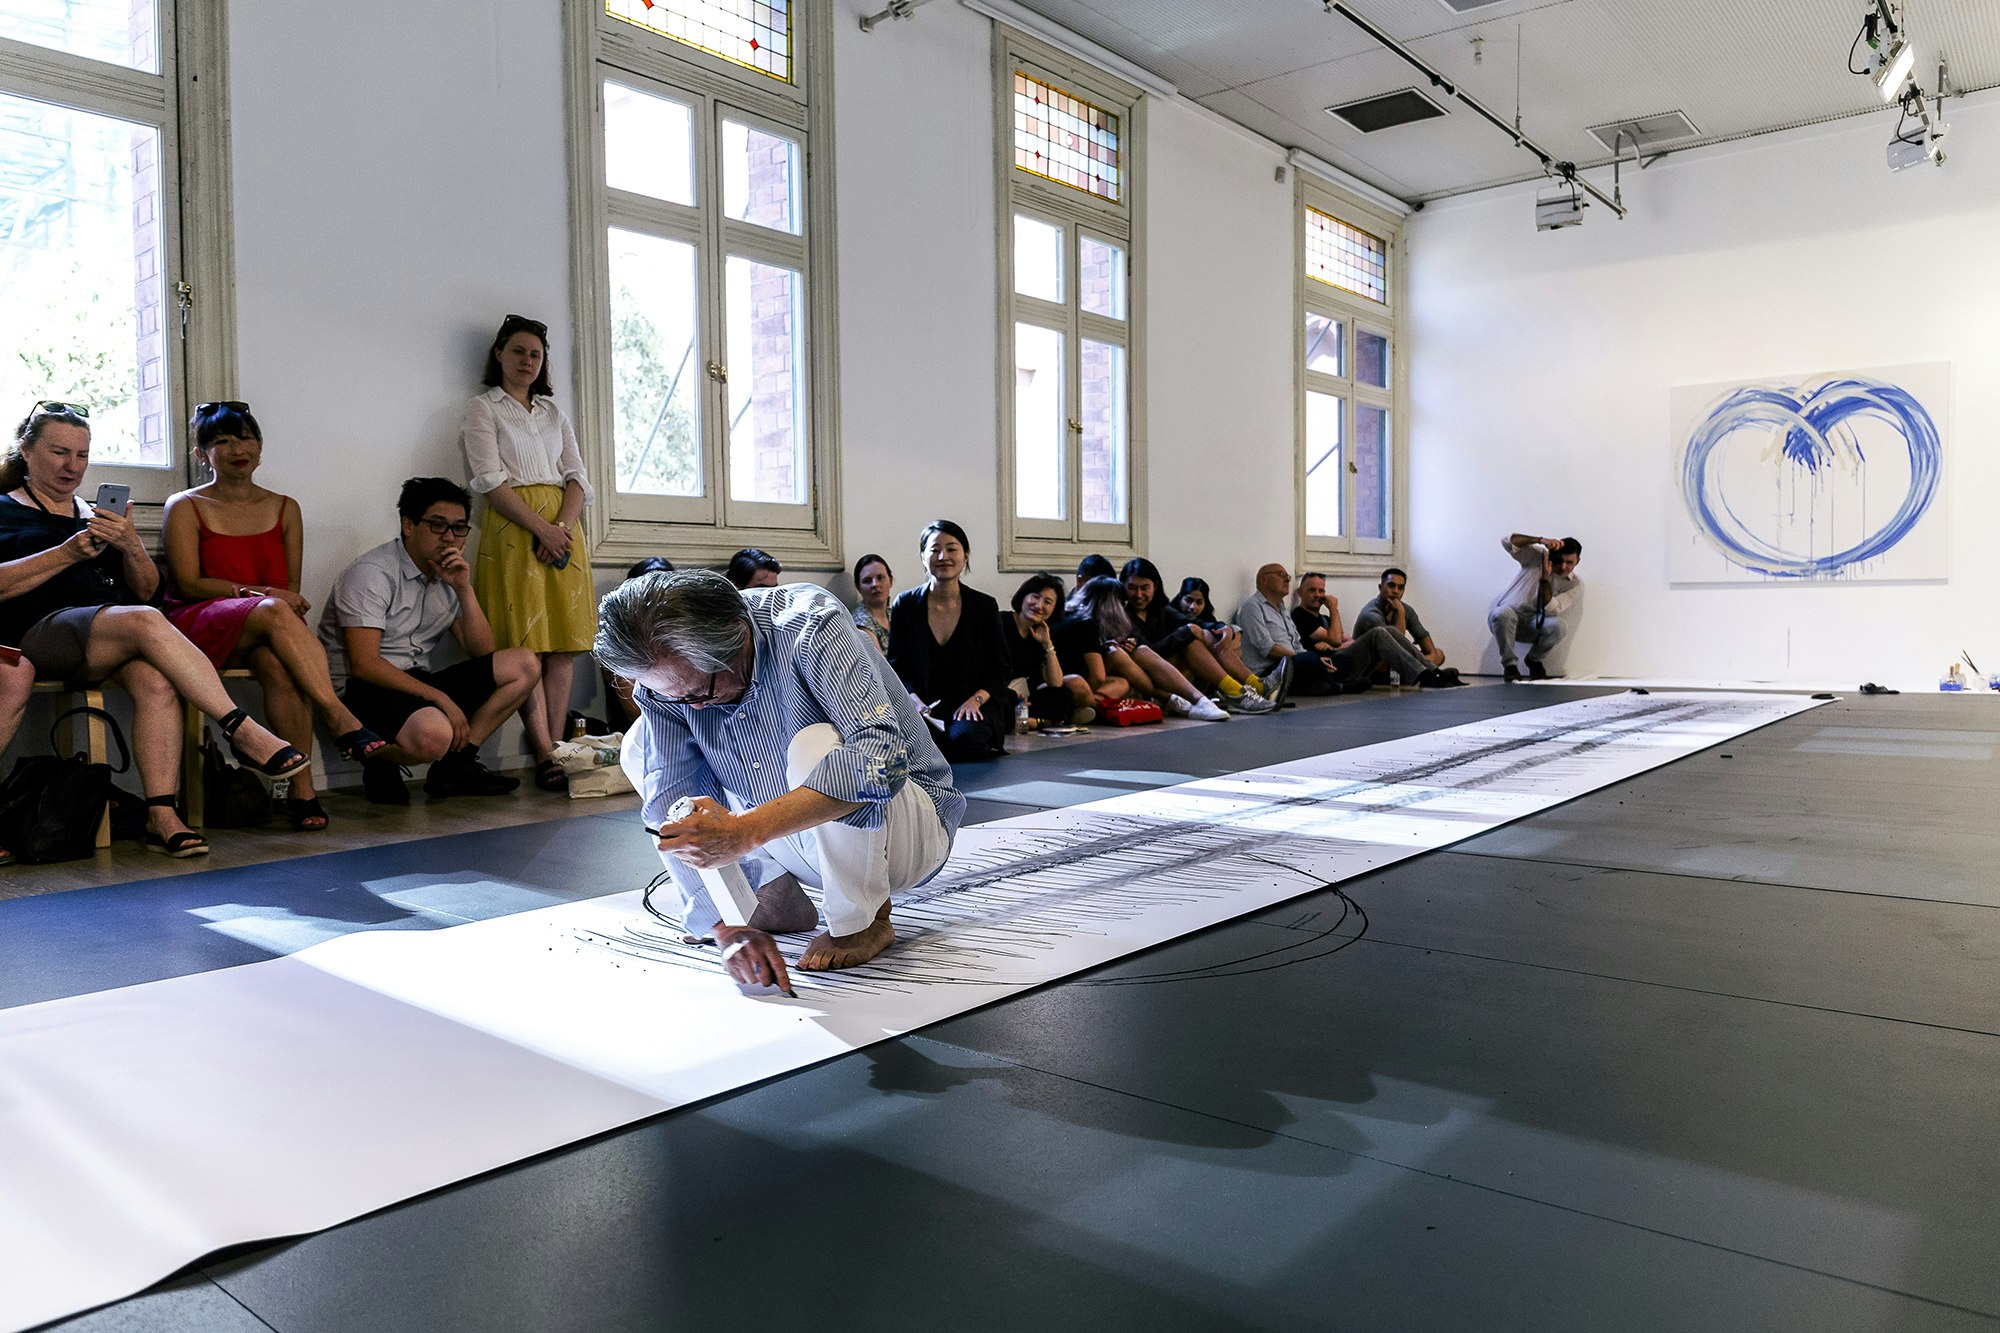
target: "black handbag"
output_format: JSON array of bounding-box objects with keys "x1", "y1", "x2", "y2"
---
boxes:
[
  {"x1": 0, "y1": 706, "x2": 130, "y2": 863},
  {"x1": 201, "y1": 731, "x2": 273, "y2": 828}
]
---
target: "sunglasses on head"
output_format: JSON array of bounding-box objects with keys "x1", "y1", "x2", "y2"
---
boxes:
[
  {"x1": 194, "y1": 400, "x2": 250, "y2": 415},
  {"x1": 501, "y1": 314, "x2": 548, "y2": 337},
  {"x1": 30, "y1": 400, "x2": 90, "y2": 419}
]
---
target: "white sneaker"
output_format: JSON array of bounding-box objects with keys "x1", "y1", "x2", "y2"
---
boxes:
[
  {"x1": 1187, "y1": 696, "x2": 1230, "y2": 721},
  {"x1": 1224, "y1": 690, "x2": 1275, "y2": 715},
  {"x1": 1163, "y1": 694, "x2": 1192, "y2": 717}
]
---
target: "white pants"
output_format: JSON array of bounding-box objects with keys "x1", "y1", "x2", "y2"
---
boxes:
[{"x1": 650, "y1": 722, "x2": 950, "y2": 938}]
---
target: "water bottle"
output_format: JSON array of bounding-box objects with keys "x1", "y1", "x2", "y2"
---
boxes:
[
  {"x1": 1388, "y1": 669, "x2": 1402, "y2": 694},
  {"x1": 1015, "y1": 695, "x2": 1032, "y2": 732}
]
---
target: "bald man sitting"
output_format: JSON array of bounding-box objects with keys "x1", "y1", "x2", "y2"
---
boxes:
[{"x1": 1237, "y1": 564, "x2": 1461, "y2": 701}]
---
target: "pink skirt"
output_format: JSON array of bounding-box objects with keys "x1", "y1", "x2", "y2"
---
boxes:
[{"x1": 163, "y1": 595, "x2": 265, "y2": 669}]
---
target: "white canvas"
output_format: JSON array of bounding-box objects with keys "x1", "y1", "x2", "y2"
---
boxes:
[
  {"x1": 0, "y1": 692, "x2": 1823, "y2": 1332},
  {"x1": 1667, "y1": 363, "x2": 1948, "y2": 585}
]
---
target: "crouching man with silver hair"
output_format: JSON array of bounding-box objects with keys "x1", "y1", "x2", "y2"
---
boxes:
[{"x1": 599, "y1": 568, "x2": 965, "y2": 993}]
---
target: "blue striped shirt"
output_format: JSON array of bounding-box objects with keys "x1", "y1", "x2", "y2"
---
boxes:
[{"x1": 631, "y1": 583, "x2": 966, "y2": 848}]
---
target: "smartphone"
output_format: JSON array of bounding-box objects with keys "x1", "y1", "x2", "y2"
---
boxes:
[{"x1": 92, "y1": 482, "x2": 130, "y2": 517}]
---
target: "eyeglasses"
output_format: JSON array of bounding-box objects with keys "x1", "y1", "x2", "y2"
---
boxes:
[
  {"x1": 501, "y1": 314, "x2": 548, "y2": 337},
  {"x1": 646, "y1": 672, "x2": 721, "y2": 707},
  {"x1": 194, "y1": 400, "x2": 250, "y2": 415},
  {"x1": 1383, "y1": 581, "x2": 1407, "y2": 591},
  {"x1": 30, "y1": 400, "x2": 89, "y2": 419},
  {"x1": 416, "y1": 517, "x2": 473, "y2": 538}
]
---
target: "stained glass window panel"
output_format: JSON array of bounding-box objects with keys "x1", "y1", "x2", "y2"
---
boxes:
[
  {"x1": 604, "y1": 0, "x2": 792, "y2": 84},
  {"x1": 1013, "y1": 72, "x2": 1120, "y2": 202},
  {"x1": 1305, "y1": 206, "x2": 1387, "y2": 303}
]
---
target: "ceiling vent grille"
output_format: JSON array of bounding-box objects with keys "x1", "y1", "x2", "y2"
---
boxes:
[
  {"x1": 1587, "y1": 110, "x2": 1701, "y2": 153},
  {"x1": 1325, "y1": 87, "x2": 1449, "y2": 134},
  {"x1": 1436, "y1": 0, "x2": 1515, "y2": 12}
]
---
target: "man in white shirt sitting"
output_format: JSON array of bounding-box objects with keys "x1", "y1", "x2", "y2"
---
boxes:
[{"x1": 1489, "y1": 534, "x2": 1584, "y2": 682}]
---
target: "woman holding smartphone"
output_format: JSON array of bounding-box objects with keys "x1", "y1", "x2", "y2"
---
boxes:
[
  {"x1": 0, "y1": 402, "x2": 311, "y2": 857},
  {"x1": 459, "y1": 314, "x2": 593, "y2": 791},
  {"x1": 161, "y1": 402, "x2": 387, "y2": 830}
]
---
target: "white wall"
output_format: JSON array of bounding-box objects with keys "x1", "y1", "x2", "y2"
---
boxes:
[
  {"x1": 223, "y1": 0, "x2": 1302, "y2": 670},
  {"x1": 1405, "y1": 90, "x2": 2000, "y2": 686}
]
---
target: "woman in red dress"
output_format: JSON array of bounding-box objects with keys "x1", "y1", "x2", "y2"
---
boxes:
[{"x1": 162, "y1": 403, "x2": 384, "y2": 829}]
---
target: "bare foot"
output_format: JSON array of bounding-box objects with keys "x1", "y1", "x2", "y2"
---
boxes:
[
  {"x1": 797, "y1": 902, "x2": 894, "y2": 971},
  {"x1": 746, "y1": 873, "x2": 820, "y2": 934}
]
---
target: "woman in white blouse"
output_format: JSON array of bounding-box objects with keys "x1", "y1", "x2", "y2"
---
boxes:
[{"x1": 460, "y1": 314, "x2": 594, "y2": 791}]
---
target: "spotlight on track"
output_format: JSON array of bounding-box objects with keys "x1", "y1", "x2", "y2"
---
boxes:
[
  {"x1": 1855, "y1": 1, "x2": 1916, "y2": 101},
  {"x1": 1535, "y1": 174, "x2": 1585, "y2": 230}
]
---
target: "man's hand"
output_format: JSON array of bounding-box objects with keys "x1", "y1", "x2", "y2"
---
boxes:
[
  {"x1": 433, "y1": 546, "x2": 475, "y2": 591},
  {"x1": 713, "y1": 923, "x2": 792, "y2": 993},
  {"x1": 435, "y1": 696, "x2": 471, "y2": 750},
  {"x1": 658, "y1": 794, "x2": 758, "y2": 868}
]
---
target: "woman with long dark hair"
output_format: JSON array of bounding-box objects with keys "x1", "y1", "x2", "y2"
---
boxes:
[
  {"x1": 1121, "y1": 558, "x2": 1271, "y2": 714},
  {"x1": 1059, "y1": 576, "x2": 1227, "y2": 721}
]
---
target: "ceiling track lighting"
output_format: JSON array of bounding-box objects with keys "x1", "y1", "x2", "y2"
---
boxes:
[
  {"x1": 1318, "y1": 0, "x2": 1627, "y2": 225},
  {"x1": 1851, "y1": 3, "x2": 1953, "y2": 171},
  {"x1": 859, "y1": 0, "x2": 936, "y2": 33}
]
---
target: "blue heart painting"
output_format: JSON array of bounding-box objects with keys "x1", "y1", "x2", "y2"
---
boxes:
[{"x1": 1674, "y1": 369, "x2": 1945, "y2": 582}]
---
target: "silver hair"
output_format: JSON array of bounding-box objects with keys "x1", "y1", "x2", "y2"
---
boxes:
[{"x1": 595, "y1": 568, "x2": 751, "y2": 679}]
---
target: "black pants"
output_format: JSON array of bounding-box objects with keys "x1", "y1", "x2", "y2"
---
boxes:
[{"x1": 931, "y1": 697, "x2": 1009, "y2": 762}]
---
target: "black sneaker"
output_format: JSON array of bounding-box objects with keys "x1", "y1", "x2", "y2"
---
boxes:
[
  {"x1": 1526, "y1": 658, "x2": 1550, "y2": 680},
  {"x1": 1418, "y1": 667, "x2": 1466, "y2": 688},
  {"x1": 362, "y1": 758, "x2": 411, "y2": 805},
  {"x1": 1503, "y1": 664, "x2": 1524, "y2": 683},
  {"x1": 424, "y1": 746, "x2": 521, "y2": 798}
]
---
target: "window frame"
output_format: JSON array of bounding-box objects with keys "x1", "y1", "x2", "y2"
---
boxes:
[
  {"x1": 994, "y1": 32, "x2": 1145, "y2": 572},
  {"x1": 1295, "y1": 175, "x2": 1405, "y2": 574},
  {"x1": 566, "y1": 0, "x2": 842, "y2": 571},
  {"x1": 0, "y1": 0, "x2": 236, "y2": 524}
]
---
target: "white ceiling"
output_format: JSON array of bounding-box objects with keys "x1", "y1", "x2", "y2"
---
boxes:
[{"x1": 999, "y1": 0, "x2": 2000, "y2": 200}]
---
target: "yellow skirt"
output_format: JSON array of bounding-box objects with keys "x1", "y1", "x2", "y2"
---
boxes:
[{"x1": 473, "y1": 483, "x2": 595, "y2": 653}]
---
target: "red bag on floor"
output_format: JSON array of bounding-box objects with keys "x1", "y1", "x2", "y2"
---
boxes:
[{"x1": 1094, "y1": 696, "x2": 1163, "y2": 727}]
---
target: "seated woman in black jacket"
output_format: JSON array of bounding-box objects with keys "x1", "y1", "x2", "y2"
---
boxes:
[
  {"x1": 886, "y1": 520, "x2": 1011, "y2": 762},
  {"x1": 1121, "y1": 558, "x2": 1272, "y2": 714},
  {"x1": 1000, "y1": 572, "x2": 1095, "y2": 727}
]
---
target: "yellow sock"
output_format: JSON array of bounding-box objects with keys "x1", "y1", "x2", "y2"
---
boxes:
[
  {"x1": 1244, "y1": 674, "x2": 1264, "y2": 695},
  {"x1": 1217, "y1": 677, "x2": 1243, "y2": 697}
]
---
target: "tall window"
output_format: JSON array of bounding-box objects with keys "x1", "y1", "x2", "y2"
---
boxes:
[
  {"x1": 997, "y1": 35, "x2": 1143, "y2": 568},
  {"x1": 1298, "y1": 177, "x2": 1403, "y2": 566},
  {"x1": 0, "y1": 0, "x2": 232, "y2": 508},
  {"x1": 569, "y1": 0, "x2": 839, "y2": 568}
]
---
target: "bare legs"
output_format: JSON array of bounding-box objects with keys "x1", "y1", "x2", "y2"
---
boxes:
[
  {"x1": 0, "y1": 656, "x2": 32, "y2": 759},
  {"x1": 106, "y1": 658, "x2": 196, "y2": 844},
  {"x1": 1130, "y1": 644, "x2": 1204, "y2": 703},
  {"x1": 518, "y1": 651, "x2": 577, "y2": 761},
  {"x1": 378, "y1": 648, "x2": 542, "y2": 765},
  {"x1": 82, "y1": 606, "x2": 293, "y2": 769}
]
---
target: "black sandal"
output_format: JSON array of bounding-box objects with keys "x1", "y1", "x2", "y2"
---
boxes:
[
  {"x1": 535, "y1": 759, "x2": 568, "y2": 792},
  {"x1": 285, "y1": 796, "x2": 329, "y2": 831},
  {"x1": 335, "y1": 727, "x2": 387, "y2": 762},
  {"x1": 219, "y1": 708, "x2": 310, "y2": 779},
  {"x1": 141, "y1": 794, "x2": 210, "y2": 858}
]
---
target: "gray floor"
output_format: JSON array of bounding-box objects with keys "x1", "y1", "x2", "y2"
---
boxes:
[{"x1": 28, "y1": 686, "x2": 2000, "y2": 1332}]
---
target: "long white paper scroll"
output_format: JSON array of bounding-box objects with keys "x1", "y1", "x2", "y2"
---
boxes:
[{"x1": 0, "y1": 692, "x2": 1821, "y2": 1331}]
